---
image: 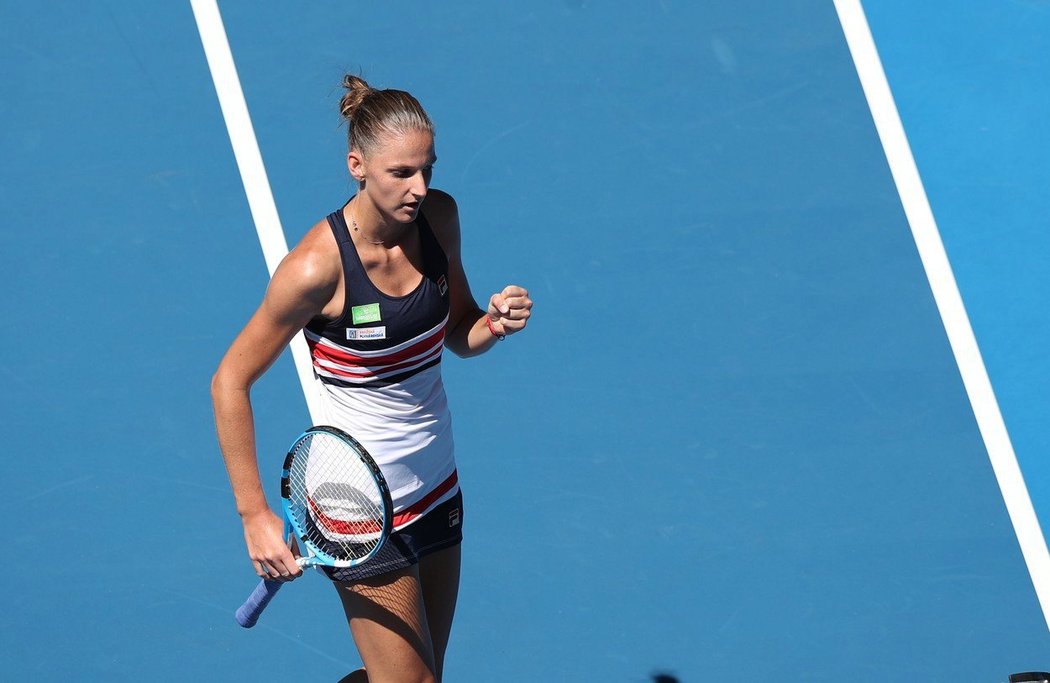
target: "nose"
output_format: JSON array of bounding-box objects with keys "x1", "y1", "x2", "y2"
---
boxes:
[{"x1": 410, "y1": 172, "x2": 428, "y2": 199}]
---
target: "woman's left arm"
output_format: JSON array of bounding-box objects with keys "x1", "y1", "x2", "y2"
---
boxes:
[{"x1": 425, "y1": 189, "x2": 532, "y2": 357}]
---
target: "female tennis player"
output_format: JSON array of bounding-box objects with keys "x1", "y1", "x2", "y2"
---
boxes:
[{"x1": 211, "y1": 74, "x2": 532, "y2": 682}]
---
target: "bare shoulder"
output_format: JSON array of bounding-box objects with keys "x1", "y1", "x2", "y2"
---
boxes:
[
  {"x1": 283, "y1": 219, "x2": 340, "y2": 280},
  {"x1": 422, "y1": 188, "x2": 461, "y2": 254},
  {"x1": 267, "y1": 218, "x2": 341, "y2": 312}
]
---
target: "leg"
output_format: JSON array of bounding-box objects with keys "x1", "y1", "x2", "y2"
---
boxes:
[
  {"x1": 334, "y1": 566, "x2": 437, "y2": 683},
  {"x1": 418, "y1": 544, "x2": 461, "y2": 680}
]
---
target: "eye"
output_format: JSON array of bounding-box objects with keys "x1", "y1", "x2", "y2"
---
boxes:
[{"x1": 391, "y1": 165, "x2": 435, "y2": 179}]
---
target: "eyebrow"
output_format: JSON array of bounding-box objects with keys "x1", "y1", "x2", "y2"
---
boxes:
[{"x1": 390, "y1": 156, "x2": 437, "y2": 170}]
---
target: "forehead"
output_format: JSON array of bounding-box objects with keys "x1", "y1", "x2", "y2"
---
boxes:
[{"x1": 369, "y1": 129, "x2": 435, "y2": 164}]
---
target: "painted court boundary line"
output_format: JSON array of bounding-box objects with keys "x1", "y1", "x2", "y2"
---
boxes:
[
  {"x1": 190, "y1": 0, "x2": 323, "y2": 423},
  {"x1": 194, "y1": 0, "x2": 1050, "y2": 631},
  {"x1": 833, "y1": 0, "x2": 1050, "y2": 630}
]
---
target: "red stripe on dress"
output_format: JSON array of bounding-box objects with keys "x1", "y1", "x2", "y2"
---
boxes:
[
  {"x1": 392, "y1": 470, "x2": 459, "y2": 528},
  {"x1": 308, "y1": 497, "x2": 384, "y2": 535},
  {"x1": 309, "y1": 326, "x2": 445, "y2": 370},
  {"x1": 315, "y1": 344, "x2": 443, "y2": 380},
  {"x1": 305, "y1": 470, "x2": 459, "y2": 536}
]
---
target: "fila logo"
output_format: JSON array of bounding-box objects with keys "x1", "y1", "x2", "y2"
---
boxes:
[
  {"x1": 448, "y1": 508, "x2": 461, "y2": 527},
  {"x1": 437, "y1": 275, "x2": 448, "y2": 296}
]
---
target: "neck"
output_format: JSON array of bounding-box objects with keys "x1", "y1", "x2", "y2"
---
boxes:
[{"x1": 347, "y1": 196, "x2": 410, "y2": 247}]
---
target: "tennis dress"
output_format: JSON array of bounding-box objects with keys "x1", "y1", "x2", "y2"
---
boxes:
[{"x1": 303, "y1": 205, "x2": 459, "y2": 535}]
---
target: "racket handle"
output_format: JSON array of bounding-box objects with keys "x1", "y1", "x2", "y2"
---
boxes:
[{"x1": 235, "y1": 578, "x2": 284, "y2": 628}]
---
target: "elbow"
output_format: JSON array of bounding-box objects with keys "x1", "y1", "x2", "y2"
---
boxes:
[
  {"x1": 444, "y1": 328, "x2": 478, "y2": 359},
  {"x1": 210, "y1": 369, "x2": 225, "y2": 404},
  {"x1": 456, "y1": 337, "x2": 487, "y2": 358},
  {"x1": 447, "y1": 344, "x2": 474, "y2": 359},
  {"x1": 211, "y1": 363, "x2": 254, "y2": 405},
  {"x1": 210, "y1": 365, "x2": 239, "y2": 403}
]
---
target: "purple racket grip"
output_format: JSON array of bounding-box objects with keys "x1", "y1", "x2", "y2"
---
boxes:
[{"x1": 235, "y1": 578, "x2": 284, "y2": 628}]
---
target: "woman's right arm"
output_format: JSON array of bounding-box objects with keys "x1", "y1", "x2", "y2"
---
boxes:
[{"x1": 210, "y1": 225, "x2": 339, "y2": 580}]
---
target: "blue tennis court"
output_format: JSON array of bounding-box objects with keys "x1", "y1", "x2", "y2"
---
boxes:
[{"x1": 3, "y1": 1, "x2": 1049, "y2": 680}]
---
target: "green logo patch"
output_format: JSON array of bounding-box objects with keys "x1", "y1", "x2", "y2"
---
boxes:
[{"x1": 351, "y1": 303, "x2": 382, "y2": 325}]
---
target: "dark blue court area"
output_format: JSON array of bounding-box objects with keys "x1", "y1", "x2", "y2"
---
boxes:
[{"x1": 3, "y1": 1, "x2": 1049, "y2": 680}]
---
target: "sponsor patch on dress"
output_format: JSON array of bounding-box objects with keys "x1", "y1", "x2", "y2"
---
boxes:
[
  {"x1": 351, "y1": 303, "x2": 382, "y2": 325},
  {"x1": 346, "y1": 326, "x2": 387, "y2": 340}
]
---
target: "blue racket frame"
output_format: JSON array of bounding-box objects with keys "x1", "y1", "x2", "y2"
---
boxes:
[
  {"x1": 281, "y1": 425, "x2": 393, "y2": 568},
  {"x1": 235, "y1": 425, "x2": 393, "y2": 628}
]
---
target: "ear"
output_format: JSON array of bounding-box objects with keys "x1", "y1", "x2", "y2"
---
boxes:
[{"x1": 347, "y1": 150, "x2": 366, "y2": 183}]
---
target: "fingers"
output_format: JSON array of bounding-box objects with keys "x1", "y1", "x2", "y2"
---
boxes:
[
  {"x1": 488, "y1": 293, "x2": 510, "y2": 317},
  {"x1": 487, "y1": 286, "x2": 532, "y2": 336},
  {"x1": 489, "y1": 287, "x2": 531, "y2": 314},
  {"x1": 500, "y1": 286, "x2": 530, "y2": 314},
  {"x1": 254, "y1": 549, "x2": 302, "y2": 582},
  {"x1": 243, "y1": 511, "x2": 304, "y2": 582}
]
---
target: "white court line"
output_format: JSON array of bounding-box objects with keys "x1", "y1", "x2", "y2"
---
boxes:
[
  {"x1": 833, "y1": 0, "x2": 1050, "y2": 631},
  {"x1": 190, "y1": 0, "x2": 323, "y2": 423}
]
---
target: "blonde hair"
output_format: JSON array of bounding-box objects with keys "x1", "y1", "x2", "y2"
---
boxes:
[{"x1": 339, "y1": 75, "x2": 434, "y2": 156}]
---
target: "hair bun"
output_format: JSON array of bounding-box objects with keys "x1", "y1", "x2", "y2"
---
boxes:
[
  {"x1": 339, "y1": 75, "x2": 373, "y2": 121},
  {"x1": 337, "y1": 74, "x2": 433, "y2": 157}
]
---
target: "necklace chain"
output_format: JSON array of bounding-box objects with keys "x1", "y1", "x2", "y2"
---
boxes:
[{"x1": 349, "y1": 201, "x2": 387, "y2": 245}]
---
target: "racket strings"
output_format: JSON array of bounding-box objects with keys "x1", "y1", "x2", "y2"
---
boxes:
[{"x1": 287, "y1": 432, "x2": 386, "y2": 563}]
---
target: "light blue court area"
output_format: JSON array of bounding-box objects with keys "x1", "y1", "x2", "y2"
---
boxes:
[
  {"x1": 865, "y1": 0, "x2": 1050, "y2": 574},
  {"x1": 2, "y1": 2, "x2": 1048, "y2": 681}
]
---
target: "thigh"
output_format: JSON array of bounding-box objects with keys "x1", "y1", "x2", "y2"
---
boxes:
[
  {"x1": 418, "y1": 544, "x2": 461, "y2": 678},
  {"x1": 334, "y1": 567, "x2": 437, "y2": 683}
]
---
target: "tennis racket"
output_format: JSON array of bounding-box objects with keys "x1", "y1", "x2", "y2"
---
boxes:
[{"x1": 235, "y1": 425, "x2": 393, "y2": 628}]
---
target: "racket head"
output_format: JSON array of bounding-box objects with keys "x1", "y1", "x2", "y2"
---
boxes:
[{"x1": 281, "y1": 425, "x2": 393, "y2": 568}]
